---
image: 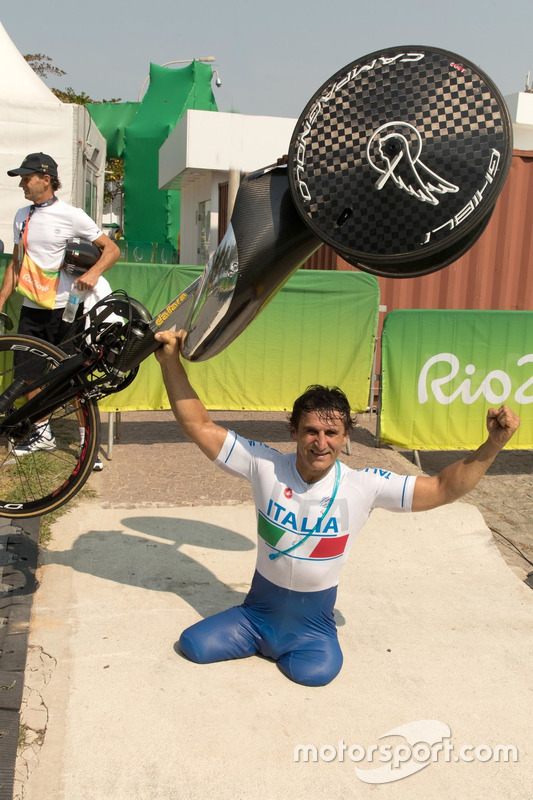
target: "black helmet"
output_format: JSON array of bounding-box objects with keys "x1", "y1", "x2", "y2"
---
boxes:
[{"x1": 62, "y1": 238, "x2": 100, "y2": 277}]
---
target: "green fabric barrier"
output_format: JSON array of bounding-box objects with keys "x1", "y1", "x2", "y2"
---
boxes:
[
  {"x1": 86, "y1": 102, "x2": 141, "y2": 158},
  {"x1": 0, "y1": 262, "x2": 379, "y2": 412},
  {"x1": 380, "y1": 310, "x2": 533, "y2": 450},
  {"x1": 99, "y1": 265, "x2": 380, "y2": 413},
  {"x1": 123, "y1": 61, "x2": 217, "y2": 245}
]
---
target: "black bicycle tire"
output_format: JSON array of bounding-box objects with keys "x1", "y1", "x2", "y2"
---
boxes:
[{"x1": 0, "y1": 334, "x2": 100, "y2": 518}]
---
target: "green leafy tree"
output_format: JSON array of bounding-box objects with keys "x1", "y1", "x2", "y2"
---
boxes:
[
  {"x1": 104, "y1": 158, "x2": 125, "y2": 207},
  {"x1": 52, "y1": 87, "x2": 122, "y2": 105},
  {"x1": 24, "y1": 53, "x2": 66, "y2": 79},
  {"x1": 24, "y1": 53, "x2": 121, "y2": 103}
]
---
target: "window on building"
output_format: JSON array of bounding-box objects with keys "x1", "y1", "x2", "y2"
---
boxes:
[
  {"x1": 85, "y1": 179, "x2": 92, "y2": 216},
  {"x1": 218, "y1": 182, "x2": 228, "y2": 244},
  {"x1": 197, "y1": 200, "x2": 211, "y2": 266}
]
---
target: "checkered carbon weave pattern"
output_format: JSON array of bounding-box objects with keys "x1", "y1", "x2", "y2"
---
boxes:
[{"x1": 288, "y1": 47, "x2": 512, "y2": 263}]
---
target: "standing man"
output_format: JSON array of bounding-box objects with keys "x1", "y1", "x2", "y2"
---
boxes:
[
  {"x1": 0, "y1": 153, "x2": 120, "y2": 467},
  {"x1": 154, "y1": 330, "x2": 520, "y2": 687}
]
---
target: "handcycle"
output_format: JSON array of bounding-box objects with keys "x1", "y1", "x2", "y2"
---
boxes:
[
  {"x1": 0, "y1": 45, "x2": 512, "y2": 518},
  {"x1": 0, "y1": 163, "x2": 320, "y2": 519}
]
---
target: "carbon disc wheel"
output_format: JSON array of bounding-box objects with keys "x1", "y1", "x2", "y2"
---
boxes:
[
  {"x1": 288, "y1": 45, "x2": 512, "y2": 276},
  {"x1": 336, "y1": 200, "x2": 496, "y2": 278}
]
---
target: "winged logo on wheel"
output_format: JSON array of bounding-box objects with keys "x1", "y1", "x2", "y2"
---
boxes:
[{"x1": 366, "y1": 122, "x2": 460, "y2": 205}]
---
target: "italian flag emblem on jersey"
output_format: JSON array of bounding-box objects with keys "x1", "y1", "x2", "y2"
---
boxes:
[{"x1": 257, "y1": 511, "x2": 348, "y2": 560}]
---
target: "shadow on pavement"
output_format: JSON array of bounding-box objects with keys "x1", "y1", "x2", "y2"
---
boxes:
[{"x1": 44, "y1": 516, "x2": 256, "y2": 619}]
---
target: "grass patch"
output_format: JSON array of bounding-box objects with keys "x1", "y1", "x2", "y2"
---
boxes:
[
  {"x1": 0, "y1": 415, "x2": 80, "y2": 509},
  {"x1": 0, "y1": 409, "x2": 100, "y2": 539},
  {"x1": 18, "y1": 724, "x2": 27, "y2": 748}
]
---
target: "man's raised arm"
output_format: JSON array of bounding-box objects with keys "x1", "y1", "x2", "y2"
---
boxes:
[
  {"x1": 412, "y1": 405, "x2": 520, "y2": 512},
  {"x1": 154, "y1": 330, "x2": 227, "y2": 461}
]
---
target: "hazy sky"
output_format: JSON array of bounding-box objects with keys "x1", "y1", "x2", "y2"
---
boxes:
[{"x1": 2, "y1": 0, "x2": 532, "y2": 118}]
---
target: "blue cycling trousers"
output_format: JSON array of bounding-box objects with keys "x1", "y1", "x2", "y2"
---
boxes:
[{"x1": 179, "y1": 570, "x2": 343, "y2": 686}]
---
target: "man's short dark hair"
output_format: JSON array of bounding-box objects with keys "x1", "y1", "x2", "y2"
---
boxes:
[
  {"x1": 289, "y1": 385, "x2": 354, "y2": 433},
  {"x1": 50, "y1": 176, "x2": 62, "y2": 191}
]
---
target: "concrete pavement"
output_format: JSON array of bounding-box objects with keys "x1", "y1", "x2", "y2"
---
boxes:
[
  {"x1": 9, "y1": 409, "x2": 533, "y2": 799},
  {"x1": 14, "y1": 499, "x2": 533, "y2": 800}
]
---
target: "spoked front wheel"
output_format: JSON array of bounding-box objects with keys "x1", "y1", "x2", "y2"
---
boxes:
[{"x1": 0, "y1": 335, "x2": 100, "y2": 518}]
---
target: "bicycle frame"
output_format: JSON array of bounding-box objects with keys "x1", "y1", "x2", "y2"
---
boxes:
[
  {"x1": 0, "y1": 348, "x2": 87, "y2": 427},
  {"x1": 0, "y1": 329, "x2": 127, "y2": 439}
]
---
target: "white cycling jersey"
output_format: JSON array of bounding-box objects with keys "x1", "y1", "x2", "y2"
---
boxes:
[
  {"x1": 13, "y1": 199, "x2": 103, "y2": 309},
  {"x1": 215, "y1": 431, "x2": 417, "y2": 592}
]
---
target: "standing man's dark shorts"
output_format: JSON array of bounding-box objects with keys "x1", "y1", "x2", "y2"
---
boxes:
[{"x1": 14, "y1": 305, "x2": 80, "y2": 381}]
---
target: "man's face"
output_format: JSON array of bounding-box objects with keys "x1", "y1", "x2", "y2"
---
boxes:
[
  {"x1": 19, "y1": 173, "x2": 52, "y2": 204},
  {"x1": 291, "y1": 410, "x2": 348, "y2": 484}
]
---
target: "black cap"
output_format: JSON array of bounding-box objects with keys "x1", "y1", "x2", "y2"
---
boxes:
[{"x1": 7, "y1": 153, "x2": 58, "y2": 178}]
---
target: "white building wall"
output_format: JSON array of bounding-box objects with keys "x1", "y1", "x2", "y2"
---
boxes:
[
  {"x1": 160, "y1": 110, "x2": 296, "y2": 265},
  {"x1": 159, "y1": 110, "x2": 295, "y2": 190},
  {"x1": 72, "y1": 105, "x2": 107, "y2": 224},
  {"x1": 505, "y1": 92, "x2": 533, "y2": 125},
  {"x1": 505, "y1": 92, "x2": 533, "y2": 150}
]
